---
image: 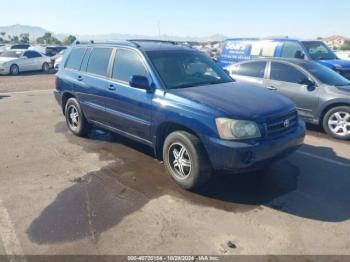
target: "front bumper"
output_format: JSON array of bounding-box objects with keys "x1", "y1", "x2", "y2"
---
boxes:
[
  {"x1": 0, "y1": 65, "x2": 10, "y2": 75},
  {"x1": 203, "y1": 120, "x2": 305, "y2": 172}
]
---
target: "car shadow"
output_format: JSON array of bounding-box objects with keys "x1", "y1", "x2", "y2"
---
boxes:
[
  {"x1": 0, "y1": 95, "x2": 10, "y2": 100},
  {"x1": 9, "y1": 70, "x2": 56, "y2": 77},
  {"x1": 27, "y1": 123, "x2": 350, "y2": 244}
]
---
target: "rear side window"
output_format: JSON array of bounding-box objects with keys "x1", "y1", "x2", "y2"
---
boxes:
[
  {"x1": 270, "y1": 62, "x2": 308, "y2": 84},
  {"x1": 236, "y1": 62, "x2": 266, "y2": 78},
  {"x1": 65, "y1": 48, "x2": 86, "y2": 71},
  {"x1": 281, "y1": 42, "x2": 305, "y2": 59},
  {"x1": 24, "y1": 51, "x2": 41, "y2": 58},
  {"x1": 86, "y1": 48, "x2": 113, "y2": 77},
  {"x1": 112, "y1": 49, "x2": 148, "y2": 82},
  {"x1": 251, "y1": 41, "x2": 278, "y2": 57}
]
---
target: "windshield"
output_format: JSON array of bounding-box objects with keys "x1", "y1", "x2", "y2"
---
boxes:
[
  {"x1": 300, "y1": 62, "x2": 350, "y2": 86},
  {"x1": 147, "y1": 50, "x2": 233, "y2": 89},
  {"x1": 302, "y1": 41, "x2": 337, "y2": 60},
  {"x1": 0, "y1": 50, "x2": 24, "y2": 58}
]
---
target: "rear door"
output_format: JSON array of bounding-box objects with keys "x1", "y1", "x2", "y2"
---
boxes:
[
  {"x1": 229, "y1": 61, "x2": 268, "y2": 87},
  {"x1": 267, "y1": 62, "x2": 320, "y2": 120},
  {"x1": 78, "y1": 47, "x2": 113, "y2": 123},
  {"x1": 104, "y1": 48, "x2": 153, "y2": 141}
]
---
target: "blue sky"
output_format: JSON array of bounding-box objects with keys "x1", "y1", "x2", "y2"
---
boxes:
[{"x1": 0, "y1": 0, "x2": 349, "y2": 38}]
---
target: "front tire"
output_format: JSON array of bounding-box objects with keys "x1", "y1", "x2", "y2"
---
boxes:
[
  {"x1": 163, "y1": 131, "x2": 212, "y2": 190},
  {"x1": 65, "y1": 98, "x2": 91, "y2": 137},
  {"x1": 42, "y1": 62, "x2": 50, "y2": 73},
  {"x1": 323, "y1": 106, "x2": 350, "y2": 140},
  {"x1": 10, "y1": 64, "x2": 19, "y2": 76}
]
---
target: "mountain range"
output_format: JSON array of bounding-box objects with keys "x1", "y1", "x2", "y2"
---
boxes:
[{"x1": 0, "y1": 24, "x2": 228, "y2": 43}]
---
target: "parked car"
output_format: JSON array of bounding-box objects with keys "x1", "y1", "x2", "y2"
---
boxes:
[
  {"x1": 9, "y1": 44, "x2": 30, "y2": 50},
  {"x1": 227, "y1": 58, "x2": 350, "y2": 140},
  {"x1": 218, "y1": 38, "x2": 350, "y2": 80},
  {"x1": 45, "y1": 46, "x2": 67, "y2": 57},
  {"x1": 54, "y1": 40, "x2": 305, "y2": 190},
  {"x1": 0, "y1": 49, "x2": 51, "y2": 75},
  {"x1": 51, "y1": 50, "x2": 65, "y2": 69}
]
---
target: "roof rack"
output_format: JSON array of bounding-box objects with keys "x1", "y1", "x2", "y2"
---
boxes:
[
  {"x1": 73, "y1": 40, "x2": 139, "y2": 48},
  {"x1": 128, "y1": 39, "x2": 178, "y2": 46}
]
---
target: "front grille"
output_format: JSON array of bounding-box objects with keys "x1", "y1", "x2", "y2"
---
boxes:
[{"x1": 265, "y1": 110, "x2": 298, "y2": 138}]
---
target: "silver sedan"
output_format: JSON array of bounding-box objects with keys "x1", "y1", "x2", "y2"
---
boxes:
[{"x1": 0, "y1": 49, "x2": 51, "y2": 75}]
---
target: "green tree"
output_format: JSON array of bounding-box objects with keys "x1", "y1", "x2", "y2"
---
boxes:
[
  {"x1": 20, "y1": 33, "x2": 30, "y2": 44},
  {"x1": 36, "y1": 32, "x2": 62, "y2": 45},
  {"x1": 63, "y1": 35, "x2": 77, "y2": 45},
  {"x1": 339, "y1": 42, "x2": 350, "y2": 51},
  {"x1": 0, "y1": 32, "x2": 5, "y2": 43}
]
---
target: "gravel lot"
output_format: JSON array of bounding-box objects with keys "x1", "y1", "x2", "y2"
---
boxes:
[{"x1": 0, "y1": 73, "x2": 349, "y2": 258}]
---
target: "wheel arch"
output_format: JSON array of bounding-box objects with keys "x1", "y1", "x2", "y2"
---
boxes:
[
  {"x1": 61, "y1": 92, "x2": 76, "y2": 115},
  {"x1": 154, "y1": 122, "x2": 204, "y2": 160},
  {"x1": 320, "y1": 102, "x2": 350, "y2": 125}
]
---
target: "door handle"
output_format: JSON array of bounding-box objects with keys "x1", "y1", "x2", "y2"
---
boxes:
[
  {"x1": 108, "y1": 84, "x2": 116, "y2": 91},
  {"x1": 267, "y1": 86, "x2": 277, "y2": 91},
  {"x1": 77, "y1": 76, "x2": 83, "y2": 81}
]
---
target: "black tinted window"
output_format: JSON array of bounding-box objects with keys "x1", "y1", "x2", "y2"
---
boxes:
[
  {"x1": 24, "y1": 51, "x2": 41, "y2": 58},
  {"x1": 113, "y1": 49, "x2": 148, "y2": 82},
  {"x1": 271, "y1": 62, "x2": 308, "y2": 84},
  {"x1": 65, "y1": 48, "x2": 86, "y2": 70},
  {"x1": 281, "y1": 42, "x2": 305, "y2": 59},
  {"x1": 86, "y1": 48, "x2": 112, "y2": 77},
  {"x1": 300, "y1": 62, "x2": 350, "y2": 86},
  {"x1": 237, "y1": 62, "x2": 266, "y2": 78}
]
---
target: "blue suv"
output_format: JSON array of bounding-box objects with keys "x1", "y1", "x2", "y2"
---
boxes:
[
  {"x1": 54, "y1": 40, "x2": 305, "y2": 190},
  {"x1": 218, "y1": 38, "x2": 350, "y2": 80}
]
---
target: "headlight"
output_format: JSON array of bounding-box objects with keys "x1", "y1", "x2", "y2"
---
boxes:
[{"x1": 216, "y1": 118, "x2": 261, "y2": 140}]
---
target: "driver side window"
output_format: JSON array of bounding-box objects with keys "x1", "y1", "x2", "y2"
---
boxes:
[{"x1": 112, "y1": 49, "x2": 149, "y2": 83}]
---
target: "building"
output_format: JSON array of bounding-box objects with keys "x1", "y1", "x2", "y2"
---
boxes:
[{"x1": 323, "y1": 35, "x2": 350, "y2": 50}]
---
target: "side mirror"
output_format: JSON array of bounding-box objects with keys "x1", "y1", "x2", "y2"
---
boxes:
[
  {"x1": 295, "y1": 50, "x2": 305, "y2": 60},
  {"x1": 300, "y1": 78, "x2": 316, "y2": 88},
  {"x1": 129, "y1": 75, "x2": 152, "y2": 91}
]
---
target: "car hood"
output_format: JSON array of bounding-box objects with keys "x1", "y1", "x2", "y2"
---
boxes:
[
  {"x1": 319, "y1": 59, "x2": 350, "y2": 69},
  {"x1": 0, "y1": 57, "x2": 17, "y2": 64},
  {"x1": 168, "y1": 82, "x2": 295, "y2": 121}
]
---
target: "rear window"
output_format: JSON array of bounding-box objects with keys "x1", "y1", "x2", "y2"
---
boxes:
[
  {"x1": 65, "y1": 48, "x2": 87, "y2": 71},
  {"x1": 235, "y1": 61, "x2": 267, "y2": 78},
  {"x1": 86, "y1": 48, "x2": 113, "y2": 77}
]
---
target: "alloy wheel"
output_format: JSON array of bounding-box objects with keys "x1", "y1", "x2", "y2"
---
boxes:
[
  {"x1": 67, "y1": 105, "x2": 80, "y2": 130},
  {"x1": 328, "y1": 111, "x2": 350, "y2": 137},
  {"x1": 168, "y1": 142, "x2": 192, "y2": 179}
]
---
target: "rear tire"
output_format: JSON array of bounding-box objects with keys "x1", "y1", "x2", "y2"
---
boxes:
[
  {"x1": 10, "y1": 64, "x2": 19, "y2": 76},
  {"x1": 42, "y1": 62, "x2": 50, "y2": 73},
  {"x1": 323, "y1": 106, "x2": 350, "y2": 140},
  {"x1": 65, "y1": 98, "x2": 91, "y2": 137},
  {"x1": 163, "y1": 131, "x2": 212, "y2": 190}
]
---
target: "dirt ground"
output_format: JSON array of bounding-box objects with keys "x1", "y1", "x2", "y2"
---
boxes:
[{"x1": 0, "y1": 73, "x2": 349, "y2": 259}]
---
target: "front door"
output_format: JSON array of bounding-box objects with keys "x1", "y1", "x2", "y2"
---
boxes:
[
  {"x1": 267, "y1": 62, "x2": 320, "y2": 120},
  {"x1": 104, "y1": 48, "x2": 153, "y2": 142}
]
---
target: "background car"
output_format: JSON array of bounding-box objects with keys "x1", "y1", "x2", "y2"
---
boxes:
[
  {"x1": 0, "y1": 49, "x2": 51, "y2": 75},
  {"x1": 45, "y1": 46, "x2": 67, "y2": 57},
  {"x1": 227, "y1": 58, "x2": 350, "y2": 140},
  {"x1": 51, "y1": 50, "x2": 65, "y2": 69},
  {"x1": 9, "y1": 43, "x2": 31, "y2": 50},
  {"x1": 218, "y1": 38, "x2": 350, "y2": 80}
]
